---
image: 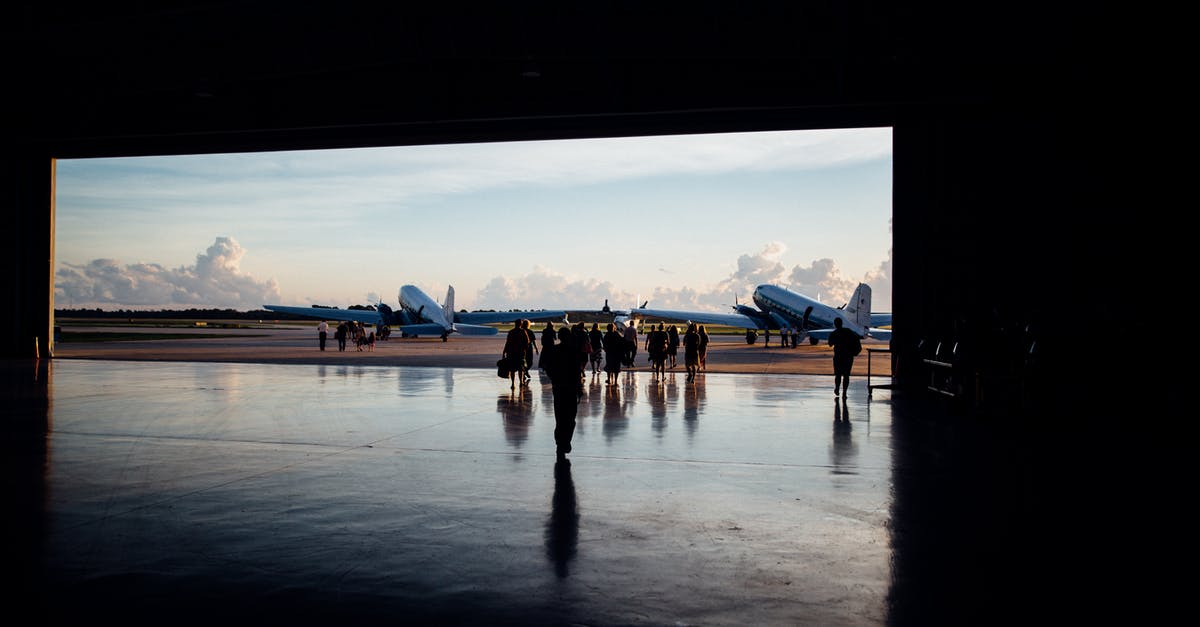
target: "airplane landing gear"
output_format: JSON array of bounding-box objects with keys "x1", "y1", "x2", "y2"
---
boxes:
[
  {"x1": 745, "y1": 329, "x2": 758, "y2": 345},
  {"x1": 441, "y1": 333, "x2": 448, "y2": 342}
]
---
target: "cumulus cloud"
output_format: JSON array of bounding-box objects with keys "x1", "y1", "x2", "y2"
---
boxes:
[
  {"x1": 55, "y1": 236, "x2": 280, "y2": 310},
  {"x1": 476, "y1": 266, "x2": 636, "y2": 311},
  {"x1": 474, "y1": 242, "x2": 884, "y2": 314},
  {"x1": 862, "y1": 219, "x2": 893, "y2": 311}
]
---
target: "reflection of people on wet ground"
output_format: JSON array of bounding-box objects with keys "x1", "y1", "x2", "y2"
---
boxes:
[
  {"x1": 502, "y1": 320, "x2": 531, "y2": 389},
  {"x1": 683, "y1": 322, "x2": 701, "y2": 382},
  {"x1": 588, "y1": 323, "x2": 604, "y2": 374},
  {"x1": 543, "y1": 327, "x2": 585, "y2": 460},
  {"x1": 828, "y1": 317, "x2": 863, "y2": 397},
  {"x1": 317, "y1": 320, "x2": 328, "y2": 351},
  {"x1": 698, "y1": 324, "x2": 709, "y2": 371},
  {"x1": 545, "y1": 459, "x2": 579, "y2": 578},
  {"x1": 498, "y1": 391, "x2": 534, "y2": 449},
  {"x1": 831, "y1": 397, "x2": 856, "y2": 472},
  {"x1": 602, "y1": 323, "x2": 624, "y2": 385}
]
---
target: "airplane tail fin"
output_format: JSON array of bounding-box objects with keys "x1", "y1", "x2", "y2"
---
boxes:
[
  {"x1": 846, "y1": 283, "x2": 872, "y2": 329},
  {"x1": 443, "y1": 286, "x2": 456, "y2": 326}
]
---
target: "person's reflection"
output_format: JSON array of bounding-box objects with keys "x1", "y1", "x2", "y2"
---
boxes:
[
  {"x1": 602, "y1": 381, "x2": 628, "y2": 444},
  {"x1": 831, "y1": 398, "x2": 858, "y2": 476},
  {"x1": 545, "y1": 459, "x2": 579, "y2": 578},
  {"x1": 584, "y1": 375, "x2": 603, "y2": 419},
  {"x1": 683, "y1": 379, "x2": 703, "y2": 442},
  {"x1": 648, "y1": 377, "x2": 667, "y2": 436},
  {"x1": 498, "y1": 390, "x2": 534, "y2": 450}
]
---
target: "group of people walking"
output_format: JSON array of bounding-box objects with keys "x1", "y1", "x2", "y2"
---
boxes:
[
  {"x1": 500, "y1": 316, "x2": 864, "y2": 461},
  {"x1": 641, "y1": 323, "x2": 709, "y2": 380},
  {"x1": 317, "y1": 320, "x2": 385, "y2": 352}
]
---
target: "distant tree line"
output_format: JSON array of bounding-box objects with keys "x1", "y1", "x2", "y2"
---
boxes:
[{"x1": 55, "y1": 308, "x2": 311, "y2": 320}]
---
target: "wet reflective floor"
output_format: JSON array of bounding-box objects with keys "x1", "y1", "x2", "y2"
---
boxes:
[{"x1": 2, "y1": 359, "x2": 1075, "y2": 626}]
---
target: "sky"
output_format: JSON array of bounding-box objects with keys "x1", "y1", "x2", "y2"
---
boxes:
[{"x1": 53, "y1": 127, "x2": 893, "y2": 314}]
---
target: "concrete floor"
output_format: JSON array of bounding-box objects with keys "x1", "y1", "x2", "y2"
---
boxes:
[{"x1": 1, "y1": 358, "x2": 1111, "y2": 626}]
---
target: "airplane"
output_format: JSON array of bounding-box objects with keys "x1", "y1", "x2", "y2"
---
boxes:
[
  {"x1": 264, "y1": 285, "x2": 566, "y2": 341},
  {"x1": 632, "y1": 283, "x2": 892, "y2": 345},
  {"x1": 560, "y1": 298, "x2": 648, "y2": 331}
]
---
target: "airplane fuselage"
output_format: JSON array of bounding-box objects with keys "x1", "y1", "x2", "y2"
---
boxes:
[
  {"x1": 751, "y1": 284, "x2": 869, "y2": 337},
  {"x1": 399, "y1": 284, "x2": 446, "y2": 329}
]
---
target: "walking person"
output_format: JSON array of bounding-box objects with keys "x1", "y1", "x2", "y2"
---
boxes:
[
  {"x1": 335, "y1": 321, "x2": 348, "y2": 352},
  {"x1": 543, "y1": 326, "x2": 585, "y2": 460},
  {"x1": 588, "y1": 323, "x2": 604, "y2": 374},
  {"x1": 502, "y1": 320, "x2": 531, "y2": 389},
  {"x1": 827, "y1": 317, "x2": 863, "y2": 397},
  {"x1": 698, "y1": 324, "x2": 709, "y2": 371},
  {"x1": 645, "y1": 324, "x2": 667, "y2": 377},
  {"x1": 539, "y1": 321, "x2": 556, "y2": 369},
  {"x1": 522, "y1": 319, "x2": 538, "y2": 383},
  {"x1": 602, "y1": 323, "x2": 624, "y2": 385},
  {"x1": 573, "y1": 323, "x2": 589, "y2": 377},
  {"x1": 317, "y1": 320, "x2": 328, "y2": 351},
  {"x1": 667, "y1": 324, "x2": 680, "y2": 369},
  {"x1": 623, "y1": 322, "x2": 638, "y2": 367},
  {"x1": 683, "y1": 322, "x2": 701, "y2": 382}
]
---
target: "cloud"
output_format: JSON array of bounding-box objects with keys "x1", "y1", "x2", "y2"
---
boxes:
[
  {"x1": 476, "y1": 266, "x2": 635, "y2": 311},
  {"x1": 862, "y1": 219, "x2": 893, "y2": 311},
  {"x1": 55, "y1": 236, "x2": 280, "y2": 310},
  {"x1": 474, "y1": 242, "x2": 880, "y2": 314}
]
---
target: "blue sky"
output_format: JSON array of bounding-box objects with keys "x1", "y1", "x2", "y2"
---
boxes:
[{"x1": 54, "y1": 127, "x2": 893, "y2": 313}]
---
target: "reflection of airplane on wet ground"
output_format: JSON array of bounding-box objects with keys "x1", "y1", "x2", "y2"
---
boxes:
[
  {"x1": 265, "y1": 285, "x2": 565, "y2": 341},
  {"x1": 634, "y1": 283, "x2": 892, "y2": 345}
]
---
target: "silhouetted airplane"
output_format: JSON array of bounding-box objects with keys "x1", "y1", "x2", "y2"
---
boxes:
[
  {"x1": 265, "y1": 285, "x2": 563, "y2": 341},
  {"x1": 634, "y1": 283, "x2": 892, "y2": 345}
]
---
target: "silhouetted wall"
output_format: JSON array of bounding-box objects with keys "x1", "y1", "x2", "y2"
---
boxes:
[{"x1": 1, "y1": 148, "x2": 54, "y2": 359}]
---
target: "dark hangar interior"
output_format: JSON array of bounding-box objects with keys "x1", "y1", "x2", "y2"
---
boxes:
[{"x1": 2, "y1": 3, "x2": 1158, "y2": 624}]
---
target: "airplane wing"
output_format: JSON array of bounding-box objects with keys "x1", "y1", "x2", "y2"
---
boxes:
[
  {"x1": 454, "y1": 310, "x2": 566, "y2": 325},
  {"x1": 808, "y1": 327, "x2": 892, "y2": 341},
  {"x1": 633, "y1": 307, "x2": 766, "y2": 330},
  {"x1": 263, "y1": 304, "x2": 384, "y2": 325}
]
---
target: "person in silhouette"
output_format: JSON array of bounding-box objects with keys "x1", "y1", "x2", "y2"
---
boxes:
[
  {"x1": 827, "y1": 317, "x2": 862, "y2": 397},
  {"x1": 335, "y1": 321, "x2": 348, "y2": 352},
  {"x1": 521, "y1": 319, "x2": 538, "y2": 383},
  {"x1": 543, "y1": 326, "x2": 585, "y2": 460},
  {"x1": 602, "y1": 322, "x2": 624, "y2": 385},
  {"x1": 317, "y1": 320, "x2": 328, "y2": 351},
  {"x1": 683, "y1": 322, "x2": 701, "y2": 382},
  {"x1": 698, "y1": 324, "x2": 709, "y2": 371},
  {"x1": 588, "y1": 323, "x2": 604, "y2": 374},
  {"x1": 502, "y1": 320, "x2": 531, "y2": 389}
]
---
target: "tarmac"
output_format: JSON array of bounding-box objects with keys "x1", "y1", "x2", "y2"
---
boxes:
[
  {"x1": 49, "y1": 325, "x2": 895, "y2": 378},
  {"x1": 1, "y1": 330, "x2": 1094, "y2": 626}
]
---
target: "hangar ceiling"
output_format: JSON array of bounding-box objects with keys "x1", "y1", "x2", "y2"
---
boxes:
[{"x1": 4, "y1": 2, "x2": 1079, "y2": 156}]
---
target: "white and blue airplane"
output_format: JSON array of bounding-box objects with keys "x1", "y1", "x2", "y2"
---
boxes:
[
  {"x1": 264, "y1": 285, "x2": 565, "y2": 341},
  {"x1": 633, "y1": 283, "x2": 892, "y2": 345}
]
